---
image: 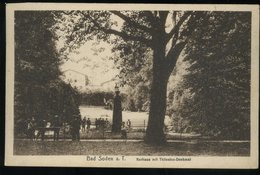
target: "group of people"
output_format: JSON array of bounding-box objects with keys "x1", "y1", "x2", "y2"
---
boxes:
[
  {"x1": 80, "y1": 117, "x2": 111, "y2": 131},
  {"x1": 25, "y1": 115, "x2": 133, "y2": 141},
  {"x1": 81, "y1": 118, "x2": 131, "y2": 132},
  {"x1": 81, "y1": 117, "x2": 91, "y2": 132},
  {"x1": 26, "y1": 115, "x2": 61, "y2": 141},
  {"x1": 121, "y1": 119, "x2": 132, "y2": 139},
  {"x1": 95, "y1": 118, "x2": 110, "y2": 130},
  {"x1": 26, "y1": 114, "x2": 82, "y2": 141},
  {"x1": 122, "y1": 119, "x2": 132, "y2": 129}
]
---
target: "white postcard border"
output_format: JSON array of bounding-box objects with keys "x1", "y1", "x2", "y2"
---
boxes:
[{"x1": 5, "y1": 3, "x2": 259, "y2": 168}]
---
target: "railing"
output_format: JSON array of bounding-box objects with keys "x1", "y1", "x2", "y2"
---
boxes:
[{"x1": 25, "y1": 120, "x2": 199, "y2": 140}]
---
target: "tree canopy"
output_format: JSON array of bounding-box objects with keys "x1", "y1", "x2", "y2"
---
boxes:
[
  {"x1": 14, "y1": 11, "x2": 80, "y2": 136},
  {"x1": 167, "y1": 12, "x2": 251, "y2": 139}
]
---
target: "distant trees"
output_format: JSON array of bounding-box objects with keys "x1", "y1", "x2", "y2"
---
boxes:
[
  {"x1": 14, "y1": 11, "x2": 80, "y2": 136},
  {"x1": 80, "y1": 89, "x2": 149, "y2": 112},
  {"x1": 80, "y1": 90, "x2": 114, "y2": 106},
  {"x1": 116, "y1": 51, "x2": 152, "y2": 112}
]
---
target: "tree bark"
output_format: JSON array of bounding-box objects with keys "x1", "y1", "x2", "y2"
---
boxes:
[
  {"x1": 143, "y1": 14, "x2": 187, "y2": 145},
  {"x1": 144, "y1": 42, "x2": 170, "y2": 145},
  {"x1": 145, "y1": 72, "x2": 168, "y2": 145}
]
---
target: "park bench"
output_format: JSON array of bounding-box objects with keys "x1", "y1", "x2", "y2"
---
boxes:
[{"x1": 36, "y1": 127, "x2": 61, "y2": 140}]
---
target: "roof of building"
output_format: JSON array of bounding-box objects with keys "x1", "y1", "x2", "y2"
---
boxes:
[{"x1": 62, "y1": 69, "x2": 88, "y2": 76}]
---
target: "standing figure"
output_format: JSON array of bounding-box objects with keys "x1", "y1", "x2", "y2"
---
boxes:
[
  {"x1": 86, "y1": 118, "x2": 91, "y2": 131},
  {"x1": 126, "y1": 119, "x2": 131, "y2": 129},
  {"x1": 71, "y1": 115, "x2": 81, "y2": 141},
  {"x1": 105, "y1": 118, "x2": 109, "y2": 129},
  {"x1": 27, "y1": 117, "x2": 36, "y2": 140},
  {"x1": 121, "y1": 125, "x2": 127, "y2": 140},
  {"x1": 98, "y1": 117, "x2": 102, "y2": 130},
  {"x1": 81, "y1": 117, "x2": 86, "y2": 132},
  {"x1": 100, "y1": 118, "x2": 105, "y2": 130},
  {"x1": 122, "y1": 121, "x2": 126, "y2": 128},
  {"x1": 36, "y1": 119, "x2": 46, "y2": 141},
  {"x1": 112, "y1": 87, "x2": 122, "y2": 133},
  {"x1": 95, "y1": 118, "x2": 98, "y2": 129},
  {"x1": 52, "y1": 115, "x2": 61, "y2": 141}
]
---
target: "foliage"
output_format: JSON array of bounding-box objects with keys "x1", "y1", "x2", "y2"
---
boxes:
[
  {"x1": 115, "y1": 49, "x2": 152, "y2": 112},
  {"x1": 80, "y1": 90, "x2": 114, "y2": 106},
  {"x1": 55, "y1": 11, "x2": 196, "y2": 142},
  {"x1": 80, "y1": 89, "x2": 149, "y2": 112},
  {"x1": 14, "y1": 11, "x2": 80, "y2": 136},
  {"x1": 167, "y1": 12, "x2": 251, "y2": 140},
  {"x1": 56, "y1": 10, "x2": 250, "y2": 144}
]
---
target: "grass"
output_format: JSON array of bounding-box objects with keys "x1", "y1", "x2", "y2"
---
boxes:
[{"x1": 13, "y1": 139, "x2": 250, "y2": 156}]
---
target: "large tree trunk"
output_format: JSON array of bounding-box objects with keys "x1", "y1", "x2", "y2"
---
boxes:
[
  {"x1": 144, "y1": 43, "x2": 170, "y2": 145},
  {"x1": 145, "y1": 72, "x2": 168, "y2": 145}
]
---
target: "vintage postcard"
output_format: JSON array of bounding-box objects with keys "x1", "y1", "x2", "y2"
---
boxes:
[{"x1": 5, "y1": 3, "x2": 259, "y2": 168}]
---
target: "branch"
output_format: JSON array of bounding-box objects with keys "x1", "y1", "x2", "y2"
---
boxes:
[
  {"x1": 137, "y1": 11, "x2": 157, "y2": 28},
  {"x1": 110, "y1": 11, "x2": 153, "y2": 33},
  {"x1": 159, "y1": 11, "x2": 169, "y2": 26},
  {"x1": 143, "y1": 11, "x2": 155, "y2": 20},
  {"x1": 165, "y1": 41, "x2": 187, "y2": 74},
  {"x1": 153, "y1": 11, "x2": 158, "y2": 17},
  {"x1": 88, "y1": 14, "x2": 152, "y2": 46},
  {"x1": 142, "y1": 11, "x2": 156, "y2": 27},
  {"x1": 105, "y1": 28, "x2": 152, "y2": 46},
  {"x1": 165, "y1": 12, "x2": 207, "y2": 72},
  {"x1": 166, "y1": 11, "x2": 192, "y2": 43},
  {"x1": 171, "y1": 31, "x2": 179, "y2": 48}
]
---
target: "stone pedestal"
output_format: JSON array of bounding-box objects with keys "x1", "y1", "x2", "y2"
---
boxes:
[{"x1": 112, "y1": 91, "x2": 122, "y2": 133}]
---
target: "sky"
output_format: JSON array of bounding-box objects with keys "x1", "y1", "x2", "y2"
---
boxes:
[
  {"x1": 56, "y1": 13, "x2": 124, "y2": 90},
  {"x1": 59, "y1": 40, "x2": 119, "y2": 87}
]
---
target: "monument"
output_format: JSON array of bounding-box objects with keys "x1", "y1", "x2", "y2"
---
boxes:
[{"x1": 112, "y1": 85, "x2": 122, "y2": 133}]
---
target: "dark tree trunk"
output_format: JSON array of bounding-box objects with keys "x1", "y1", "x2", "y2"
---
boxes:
[
  {"x1": 145, "y1": 72, "x2": 168, "y2": 145},
  {"x1": 144, "y1": 41, "x2": 170, "y2": 145},
  {"x1": 144, "y1": 22, "x2": 185, "y2": 145}
]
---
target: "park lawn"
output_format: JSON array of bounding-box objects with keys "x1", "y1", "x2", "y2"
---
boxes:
[{"x1": 14, "y1": 140, "x2": 249, "y2": 156}]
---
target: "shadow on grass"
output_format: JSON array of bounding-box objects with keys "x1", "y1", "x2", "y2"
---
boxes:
[{"x1": 13, "y1": 139, "x2": 250, "y2": 156}]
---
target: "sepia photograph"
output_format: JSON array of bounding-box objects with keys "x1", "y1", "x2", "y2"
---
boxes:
[{"x1": 5, "y1": 3, "x2": 259, "y2": 168}]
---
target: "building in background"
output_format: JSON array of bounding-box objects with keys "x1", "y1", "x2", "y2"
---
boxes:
[
  {"x1": 61, "y1": 69, "x2": 89, "y2": 92},
  {"x1": 61, "y1": 69, "x2": 117, "y2": 92}
]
